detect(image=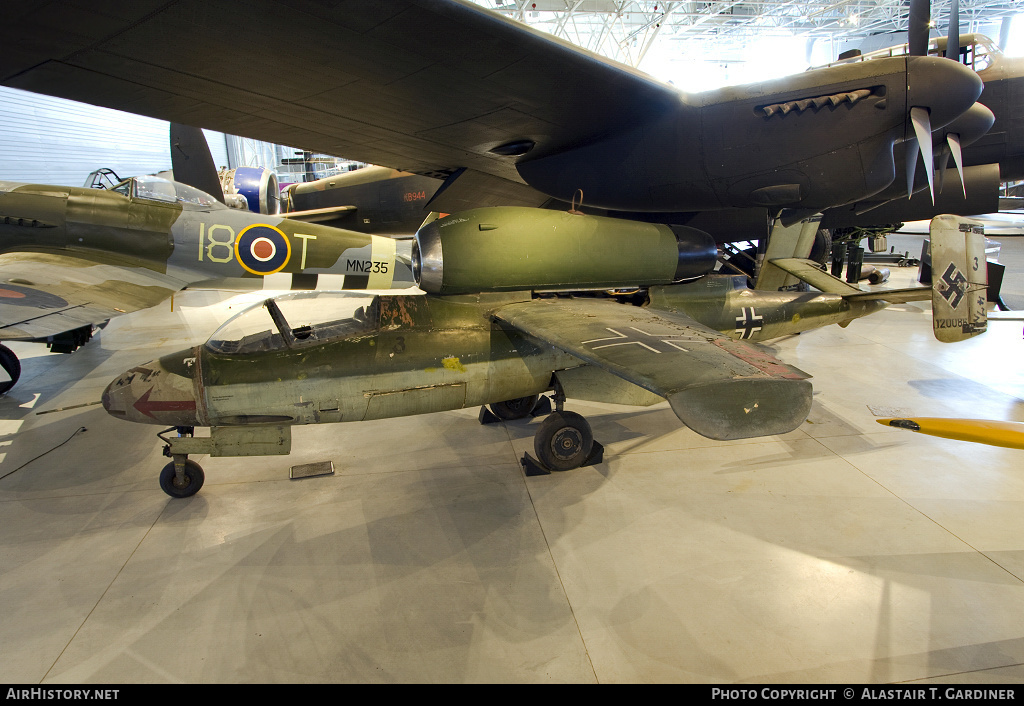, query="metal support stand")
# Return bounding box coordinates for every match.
[830,241,845,278]
[845,242,865,283]
[530,396,552,417]
[478,406,502,425]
